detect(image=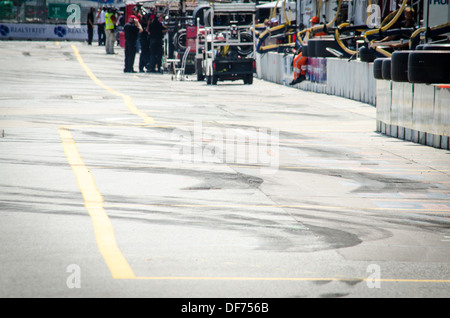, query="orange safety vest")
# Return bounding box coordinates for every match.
[293,52,308,79]
[292,30,325,78]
